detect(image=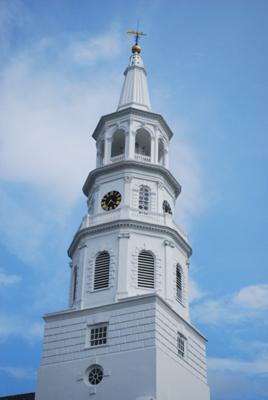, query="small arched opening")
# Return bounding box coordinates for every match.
[111,130,125,159]
[135,129,151,161]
